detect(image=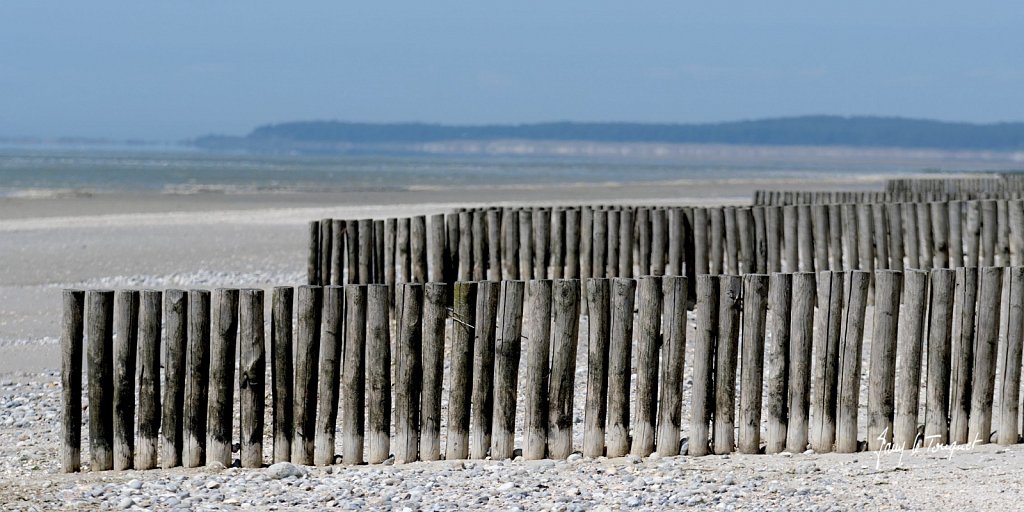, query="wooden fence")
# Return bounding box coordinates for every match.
[61,267,1022,472]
